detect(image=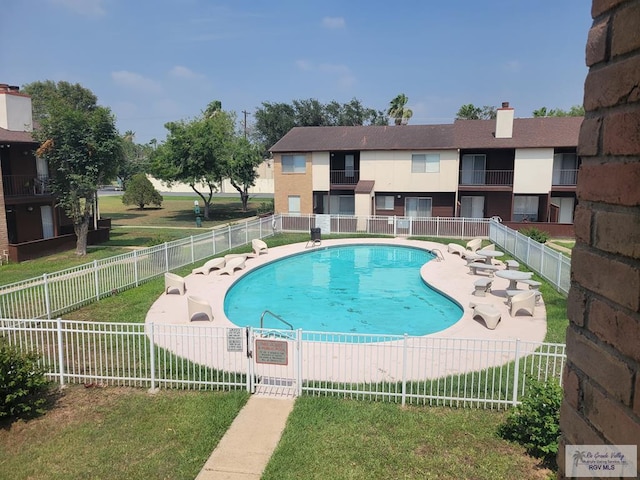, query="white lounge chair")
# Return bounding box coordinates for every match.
[466,238,482,252]
[510,290,536,316]
[192,257,225,275]
[470,303,501,329]
[218,256,246,276]
[252,238,268,256]
[164,272,186,295]
[473,278,493,297]
[187,295,213,322]
[447,243,466,256]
